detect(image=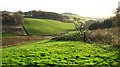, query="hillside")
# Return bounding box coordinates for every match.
[62,13,97,22]
[62,13,86,22]
[84,17,96,21]
[24,18,75,35]
[2,24,27,36]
